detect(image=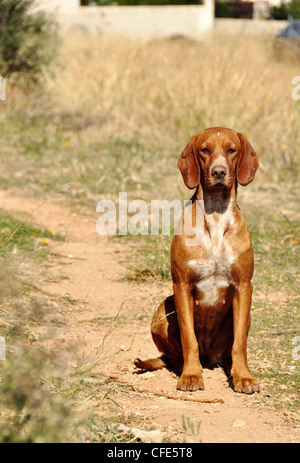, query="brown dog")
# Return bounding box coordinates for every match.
[134,127,261,394]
